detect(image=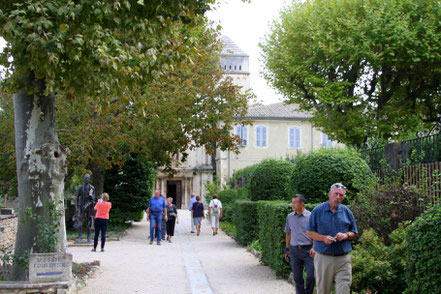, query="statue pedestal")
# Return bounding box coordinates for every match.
[73,240,92,245]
